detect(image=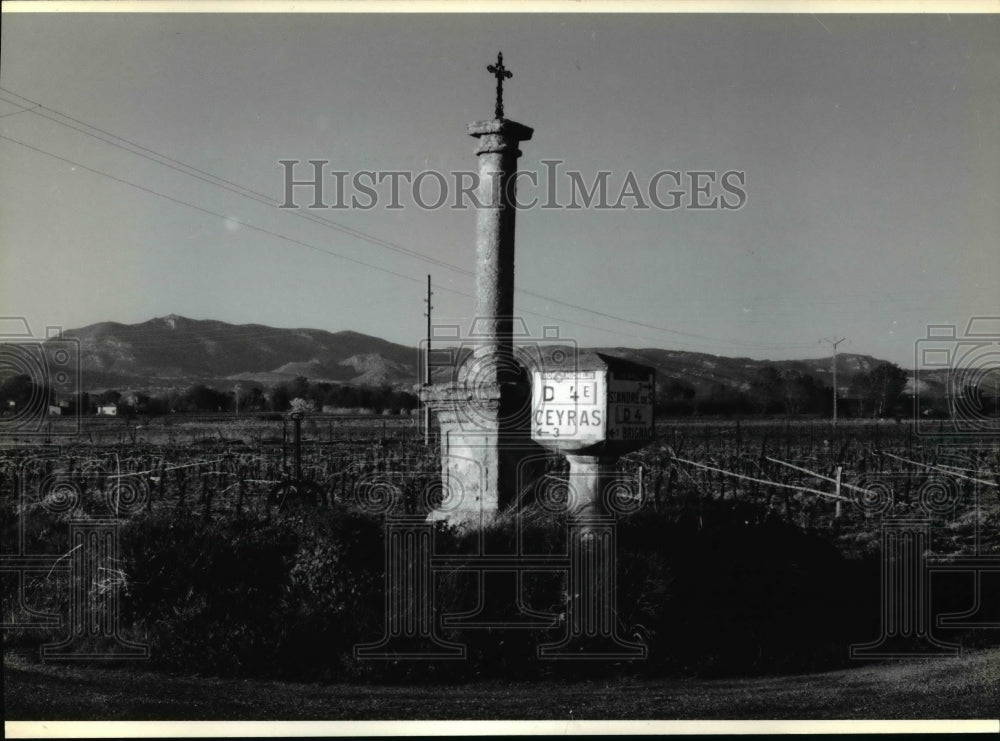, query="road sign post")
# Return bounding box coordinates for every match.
[531,352,654,518]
